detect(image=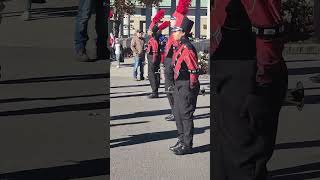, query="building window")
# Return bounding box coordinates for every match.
[203,24,207,30]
